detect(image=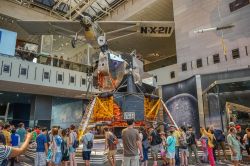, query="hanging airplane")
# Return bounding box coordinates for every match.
[17,13,175,49]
